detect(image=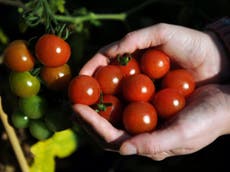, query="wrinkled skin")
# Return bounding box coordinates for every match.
[72,23,230,160]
